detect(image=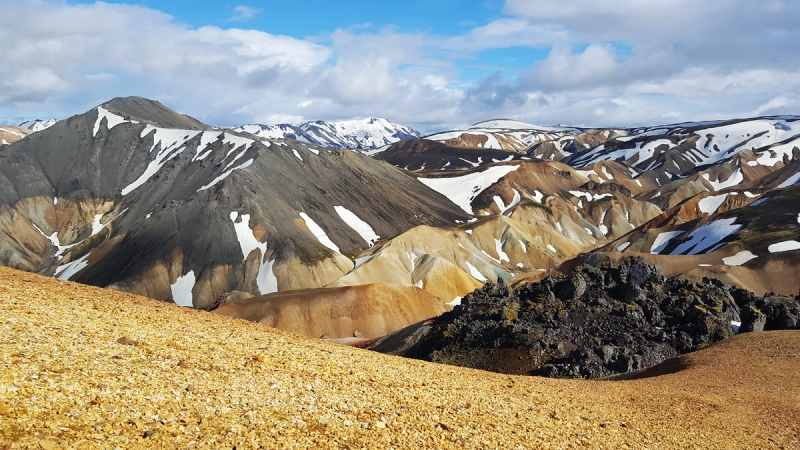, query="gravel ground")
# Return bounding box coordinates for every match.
[1,266,799,449]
